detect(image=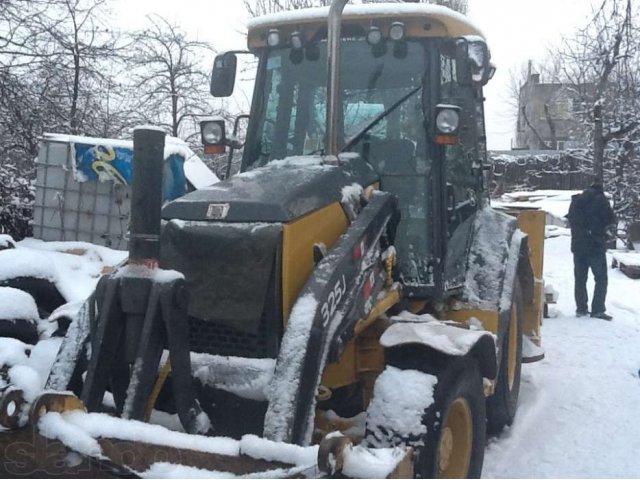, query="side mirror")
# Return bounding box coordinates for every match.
[210,52,237,97]
[456,38,492,86]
